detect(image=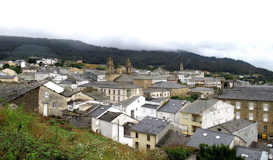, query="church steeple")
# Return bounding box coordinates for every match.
[106,57,114,74]
[126,58,132,75]
[180,62,184,71]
